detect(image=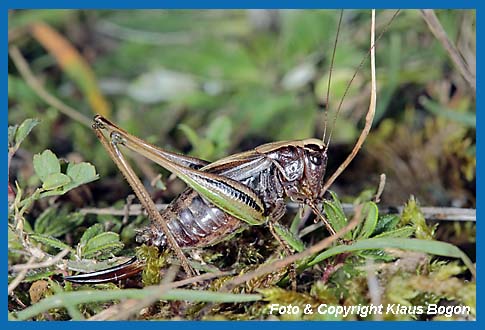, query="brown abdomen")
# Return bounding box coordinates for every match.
[136,188,244,248]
